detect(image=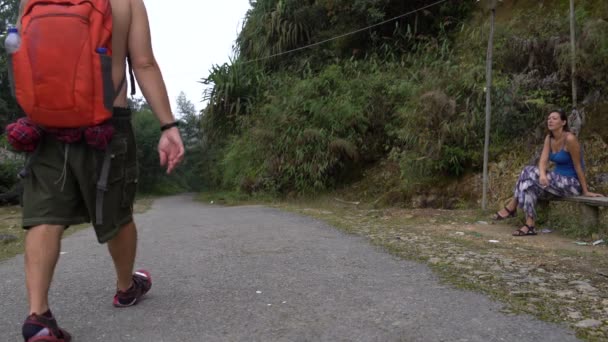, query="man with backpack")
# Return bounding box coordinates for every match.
[6,0,185,340]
